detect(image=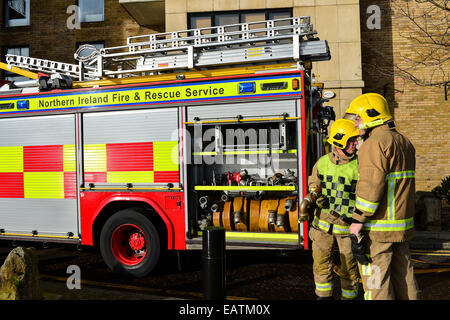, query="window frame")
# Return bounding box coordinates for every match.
[78,0,105,23]
[2,45,30,81]
[188,9,293,29]
[4,0,30,27]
